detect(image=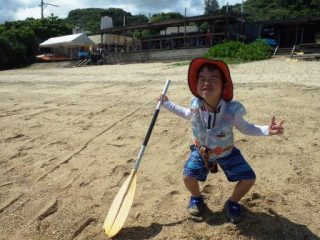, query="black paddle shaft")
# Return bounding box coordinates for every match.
[134,80,170,171]
[143,109,160,146]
